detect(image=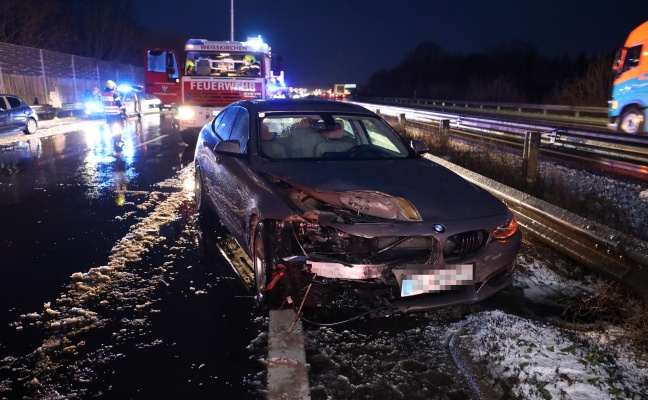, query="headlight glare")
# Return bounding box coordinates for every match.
[177,107,195,120]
